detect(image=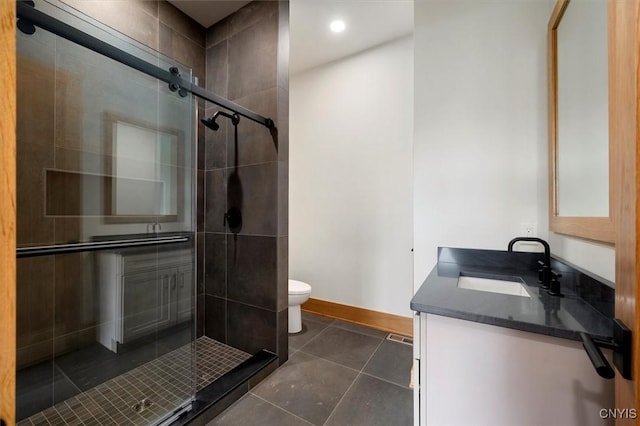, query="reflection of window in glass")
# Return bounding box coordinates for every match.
[112,122,178,217]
